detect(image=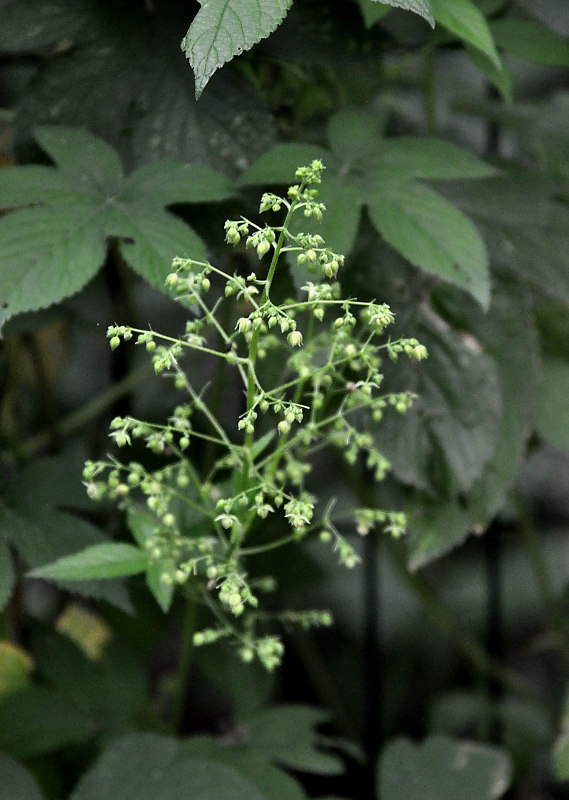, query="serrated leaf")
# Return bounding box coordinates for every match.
[70,732,270,800]
[0,126,234,327]
[491,18,569,67]
[122,160,234,207]
[431,0,502,68]
[183,0,293,98]
[14,1,275,174]
[405,276,538,568]
[367,181,490,307]
[28,543,148,581]
[378,735,512,800]
[34,125,124,187]
[0,752,44,800]
[241,112,491,304]
[377,138,498,181]
[371,0,434,27]
[381,310,502,498]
